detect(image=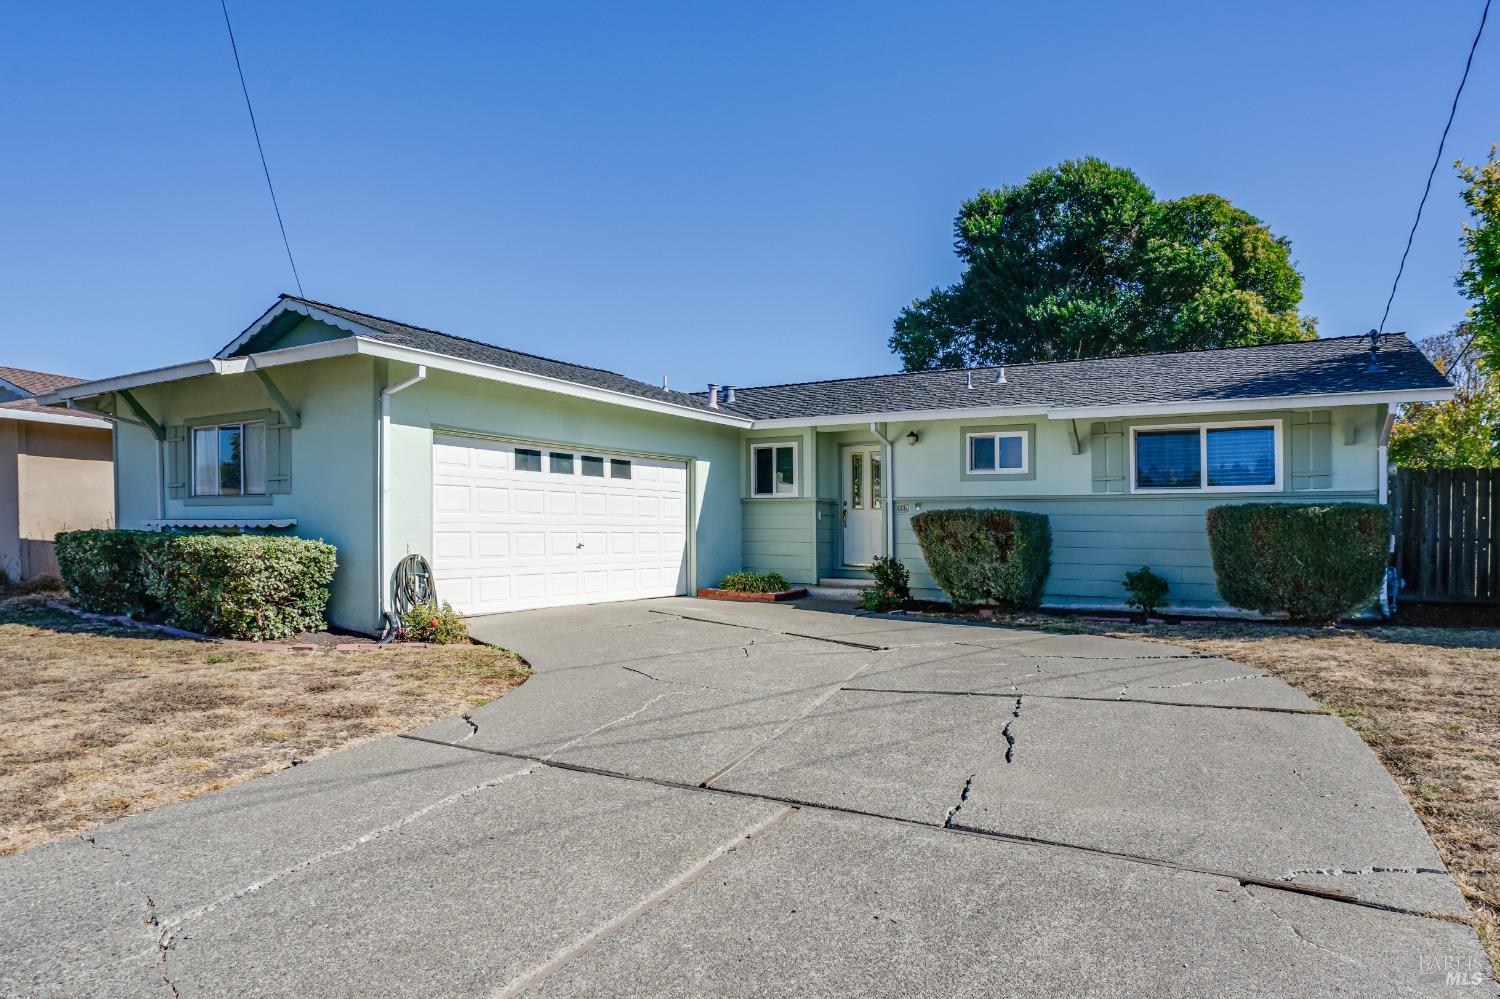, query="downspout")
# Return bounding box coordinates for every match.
[869,422,895,559]
[1377,406,1398,618]
[379,365,427,633]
